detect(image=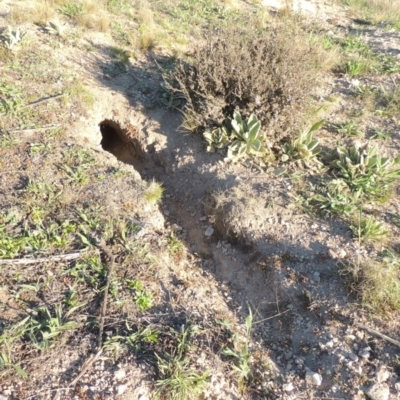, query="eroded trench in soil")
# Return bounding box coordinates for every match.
[98,118,283,317]
[97,118,377,397]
